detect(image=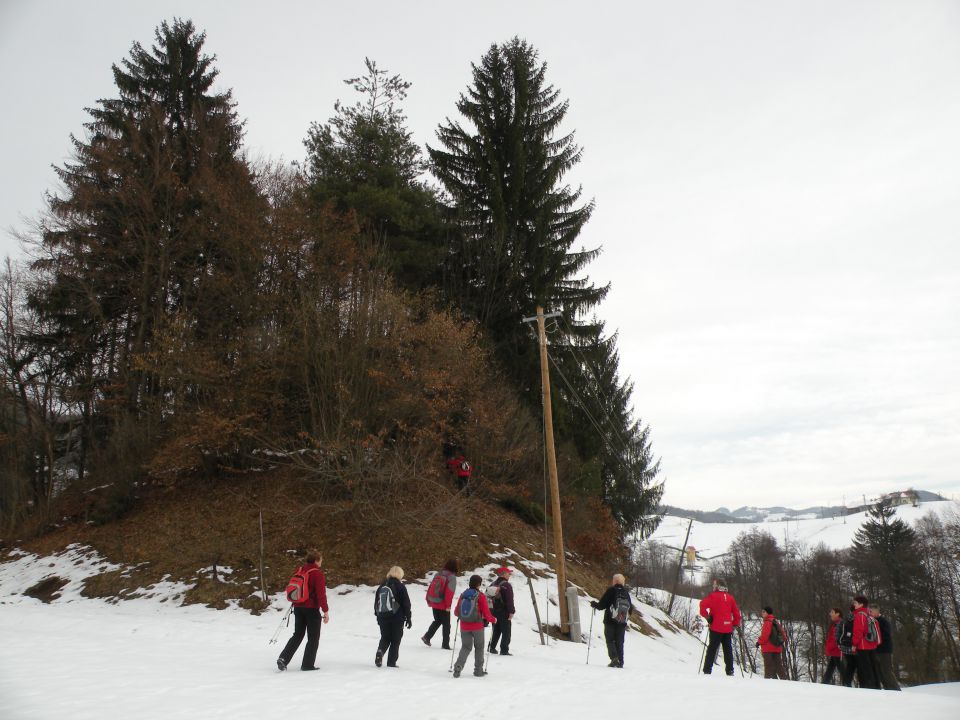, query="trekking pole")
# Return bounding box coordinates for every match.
[269,605,292,645]
[448,619,460,672]
[484,634,491,674]
[586,608,596,665]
